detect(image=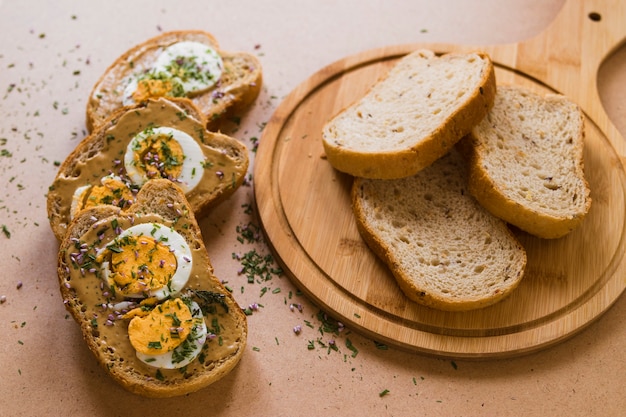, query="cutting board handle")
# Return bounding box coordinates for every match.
[514,0,625,151]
